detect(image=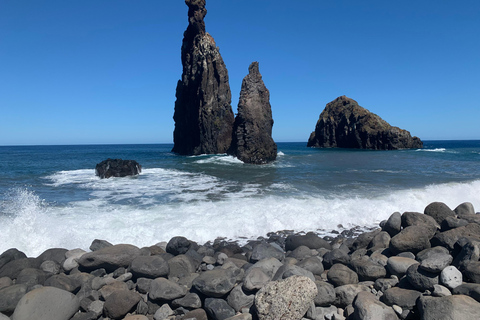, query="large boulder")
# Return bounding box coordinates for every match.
[417,294,480,320]
[78,244,141,272]
[353,291,399,320]
[172,0,234,155]
[229,62,277,164]
[307,96,422,150]
[95,159,141,179]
